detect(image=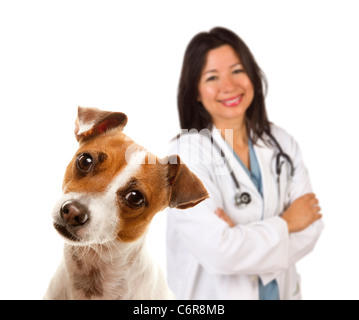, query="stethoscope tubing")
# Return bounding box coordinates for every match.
[209,130,294,207]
